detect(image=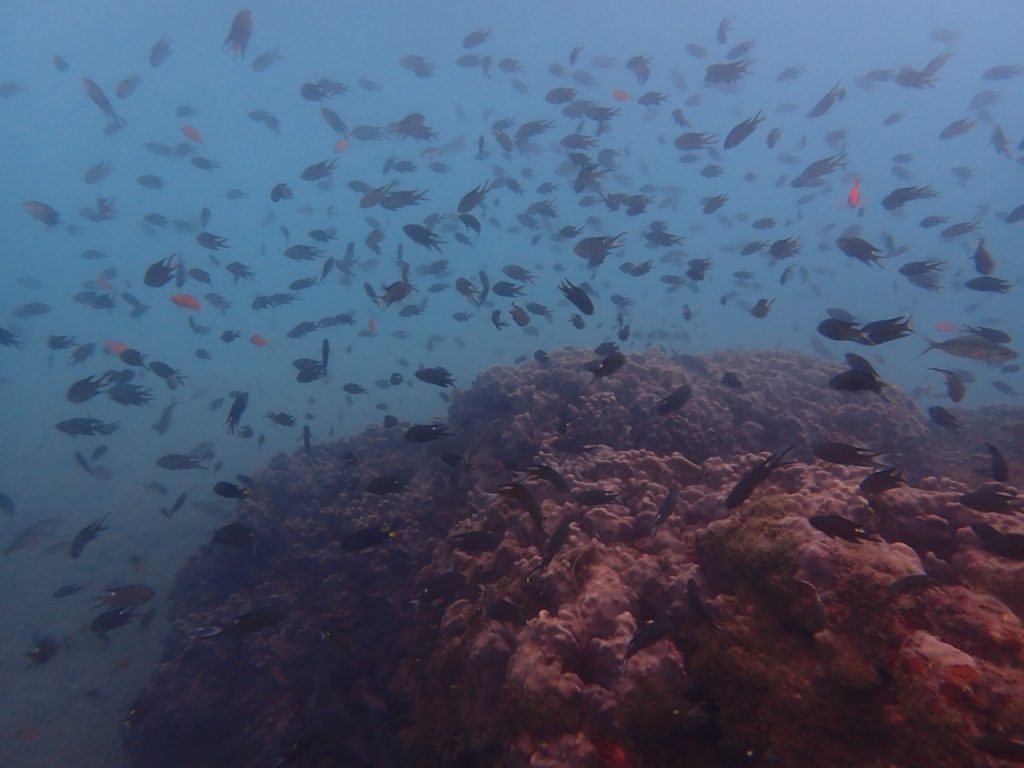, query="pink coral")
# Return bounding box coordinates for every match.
[123,348,1024,768]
